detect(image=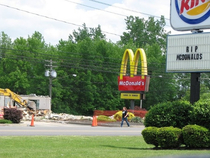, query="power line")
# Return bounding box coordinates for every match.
[0,47,169,70]
[63,0,170,27]
[89,0,170,21]
[0,47,167,67]
[0,47,174,75]
[1,60,168,80]
[0,47,123,64]
[0,2,171,42]
[63,0,127,17]
[0,54,178,80]
[0,47,169,75]
[0,3,121,37]
[0,47,168,67]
